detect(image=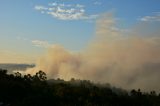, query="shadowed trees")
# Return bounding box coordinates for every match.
[0,69,160,106]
